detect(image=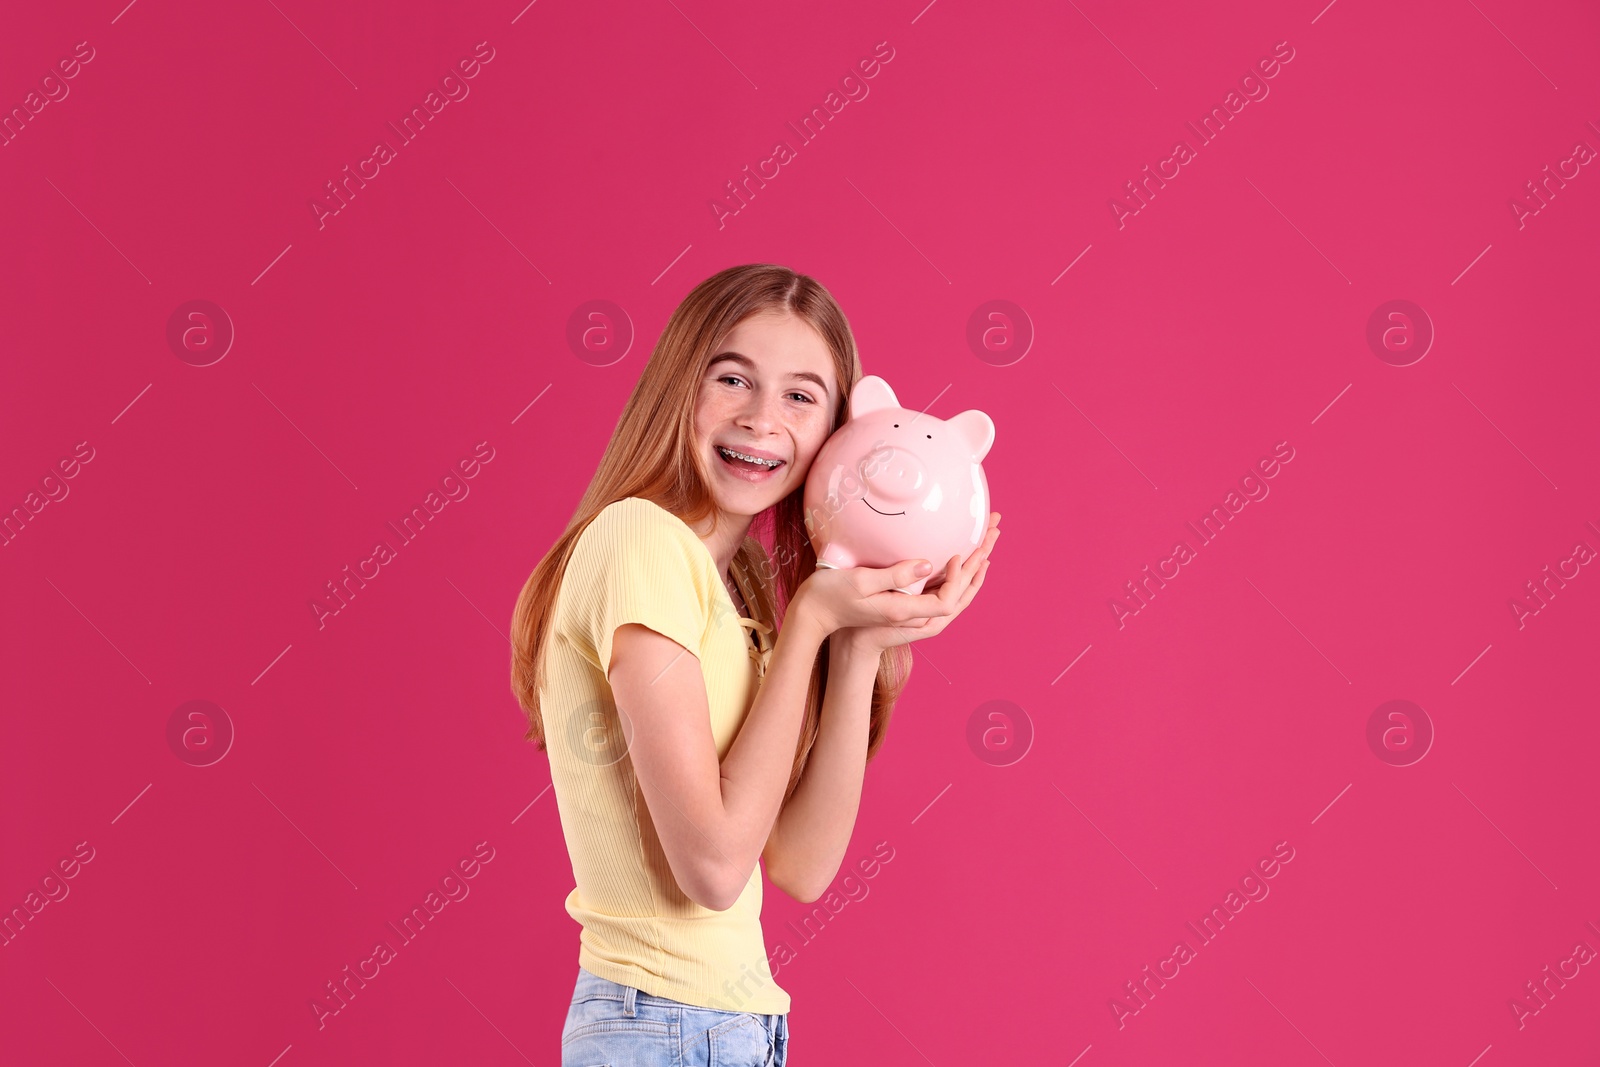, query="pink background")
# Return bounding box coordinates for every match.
[4,0,1598,1063]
